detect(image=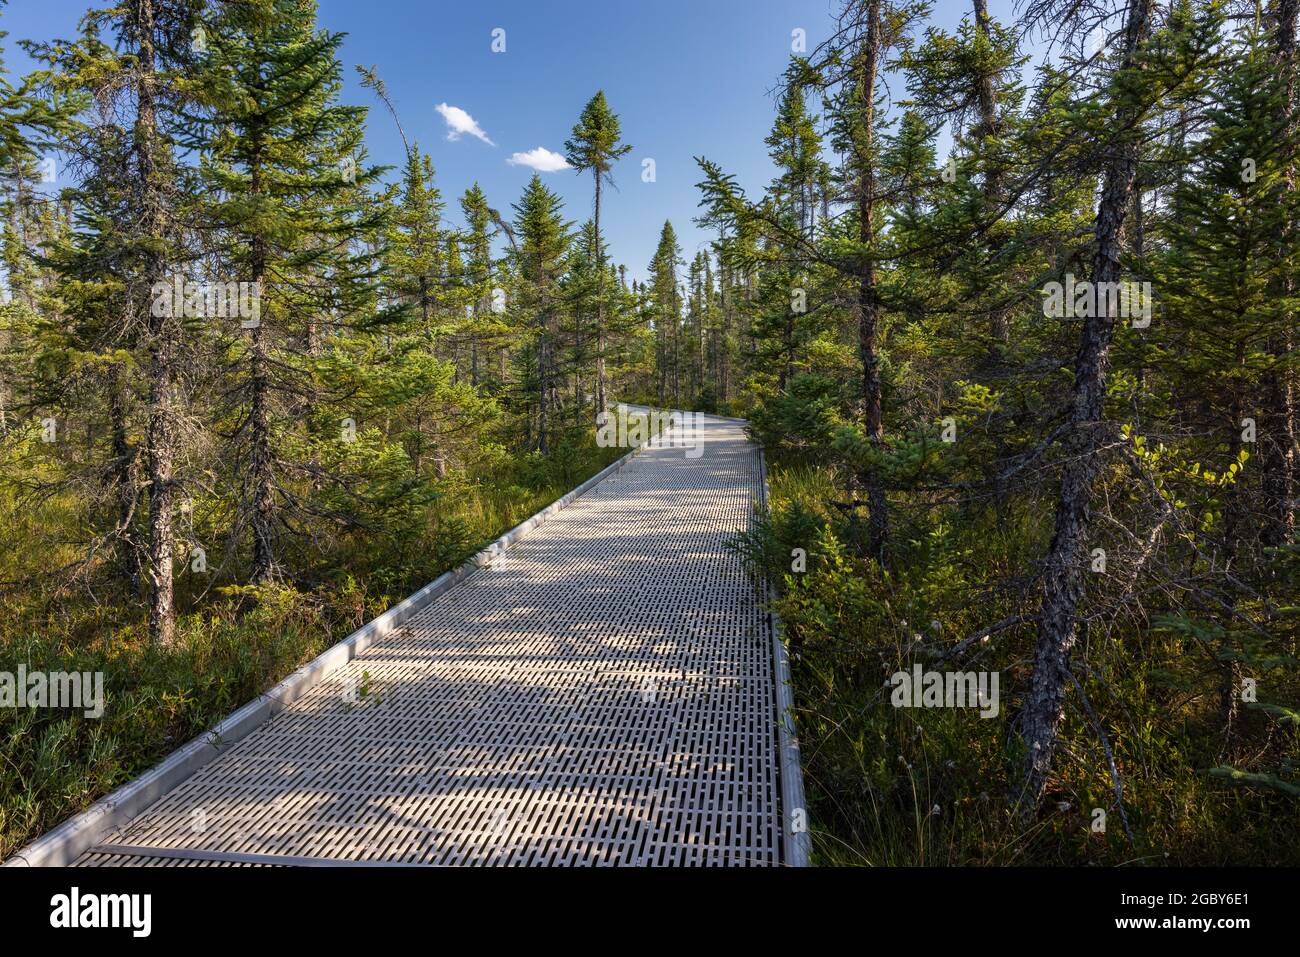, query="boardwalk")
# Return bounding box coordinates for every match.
[67,413,800,866]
